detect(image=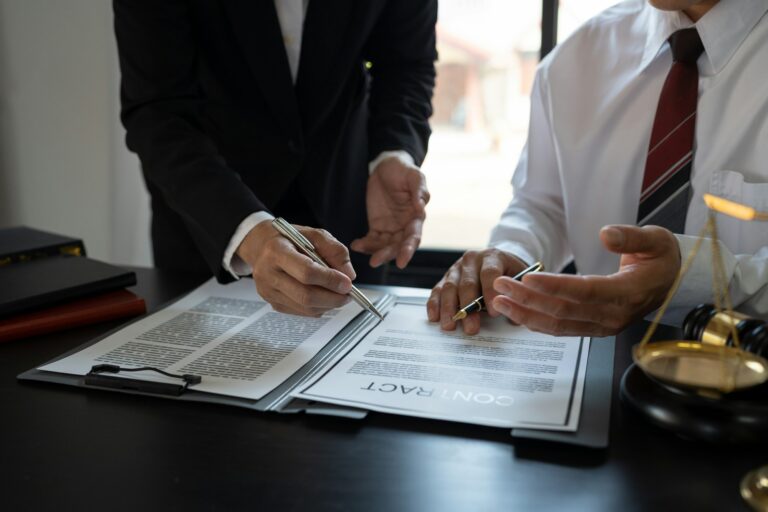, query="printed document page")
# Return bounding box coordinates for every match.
[40,278,368,401]
[296,303,589,430]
